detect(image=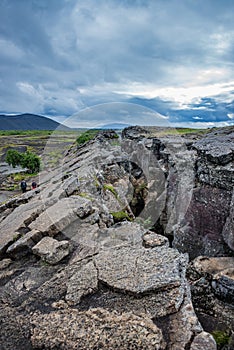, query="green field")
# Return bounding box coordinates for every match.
[0,130,81,161]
